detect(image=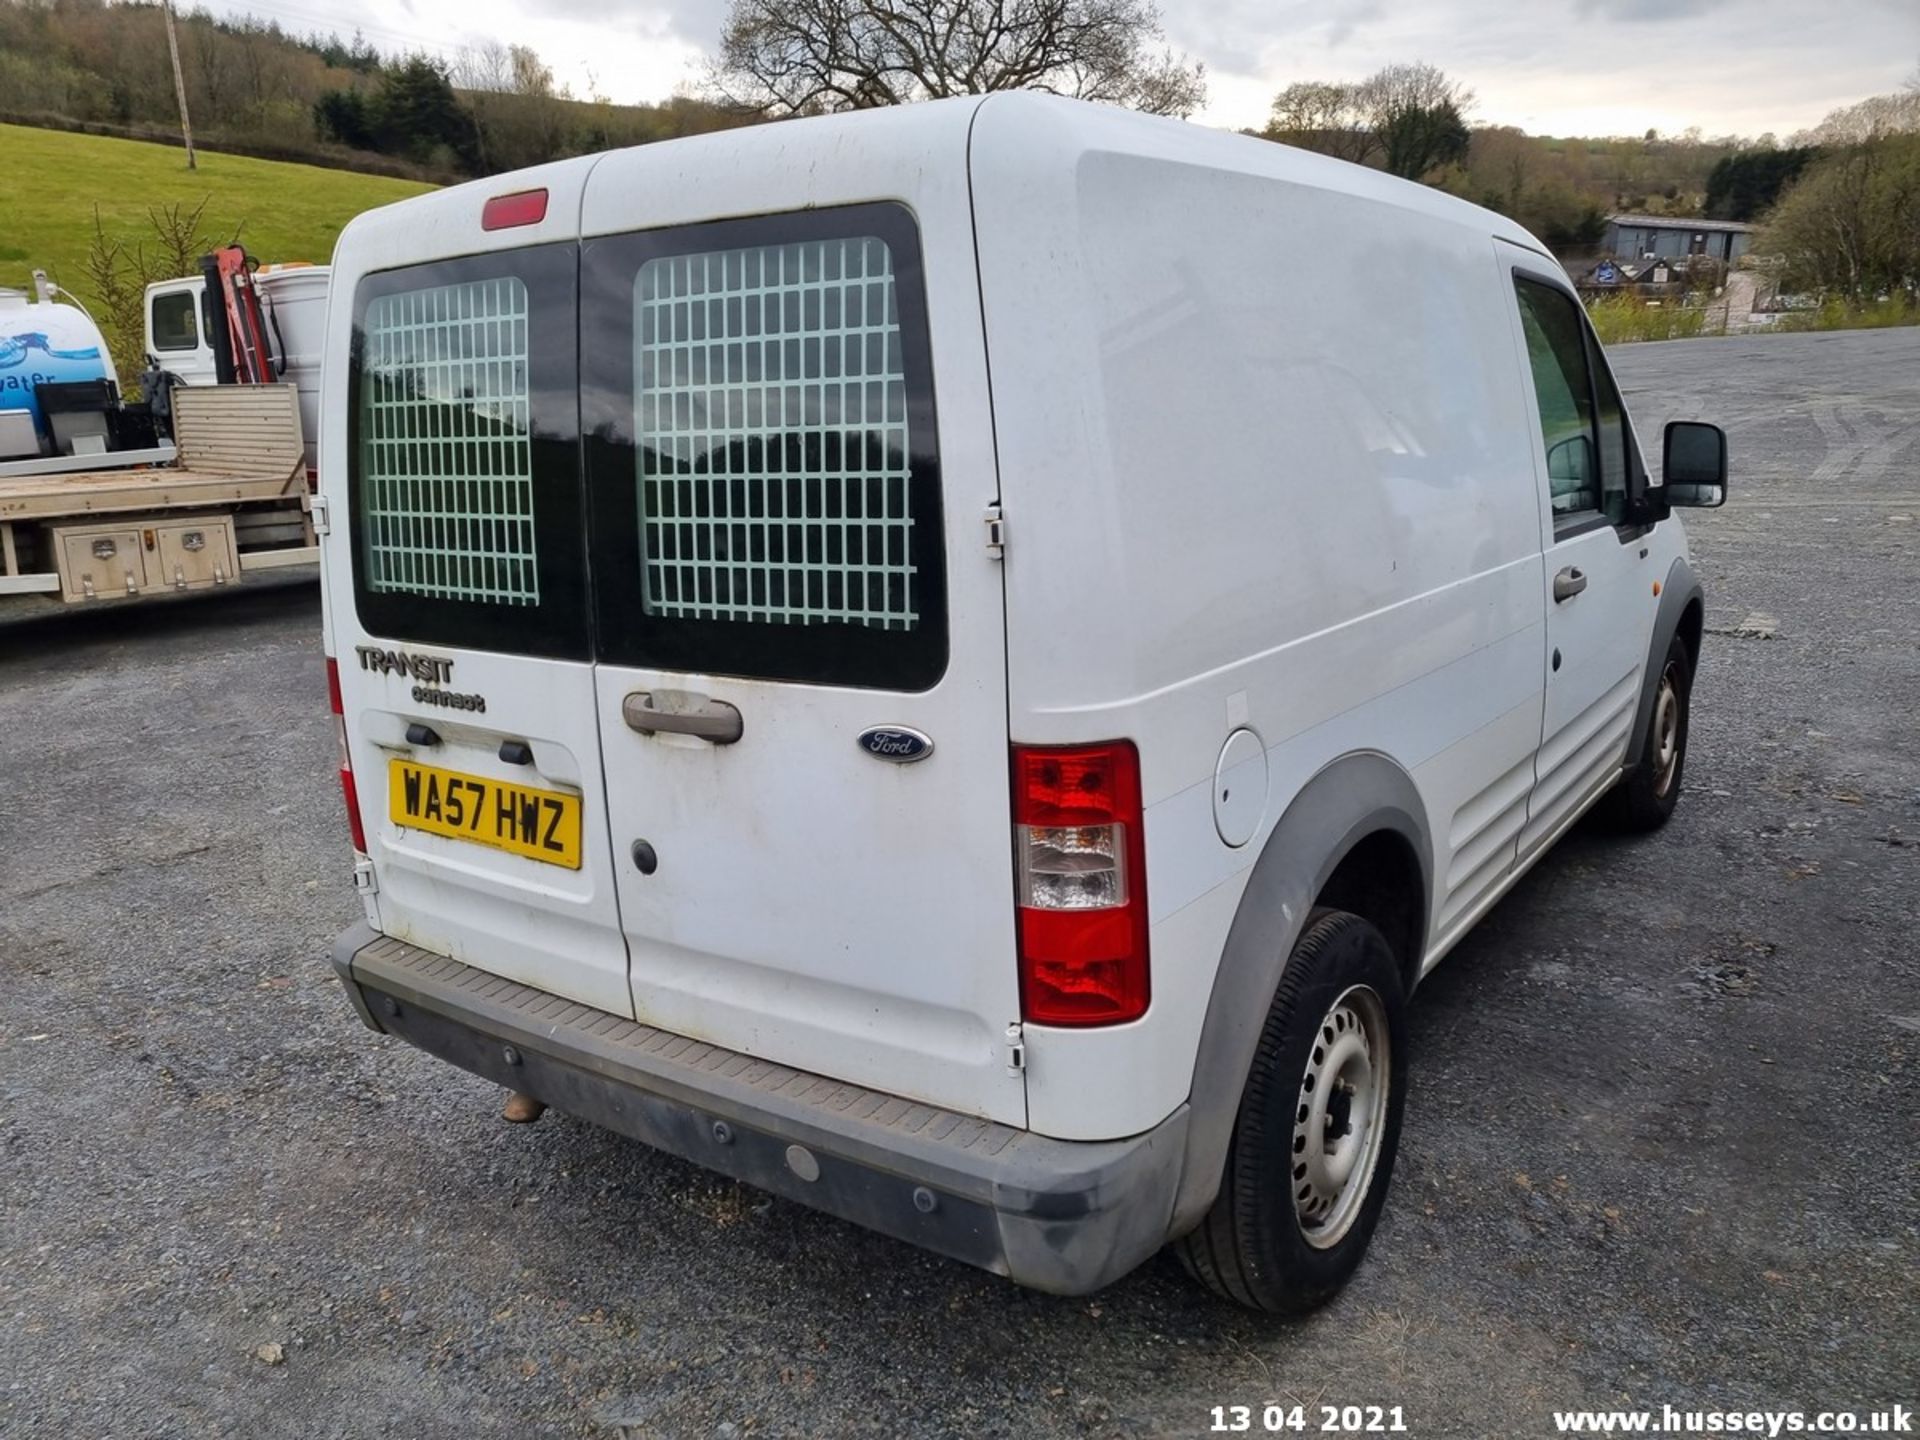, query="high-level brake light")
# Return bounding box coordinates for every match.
[481,189,548,231]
